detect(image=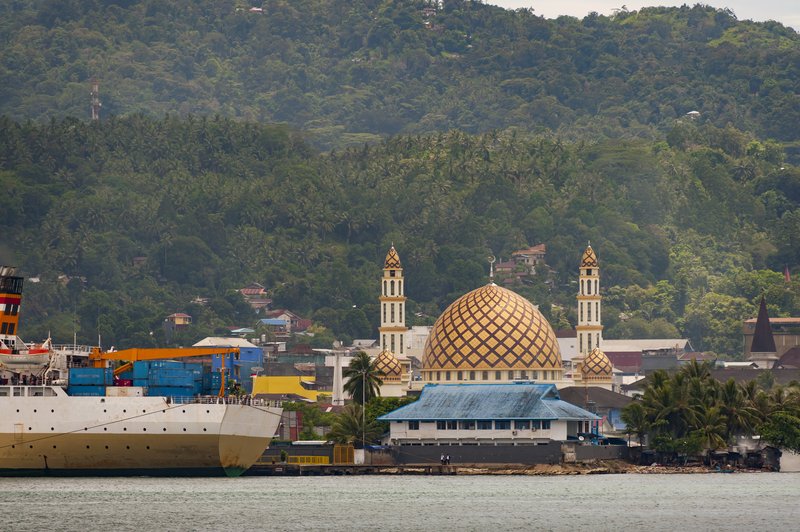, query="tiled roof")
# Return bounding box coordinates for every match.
[378,383,597,421]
